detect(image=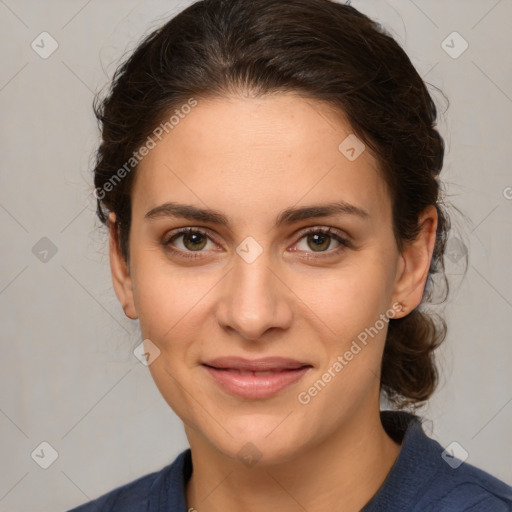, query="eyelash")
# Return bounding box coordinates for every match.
[162,226,351,260]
